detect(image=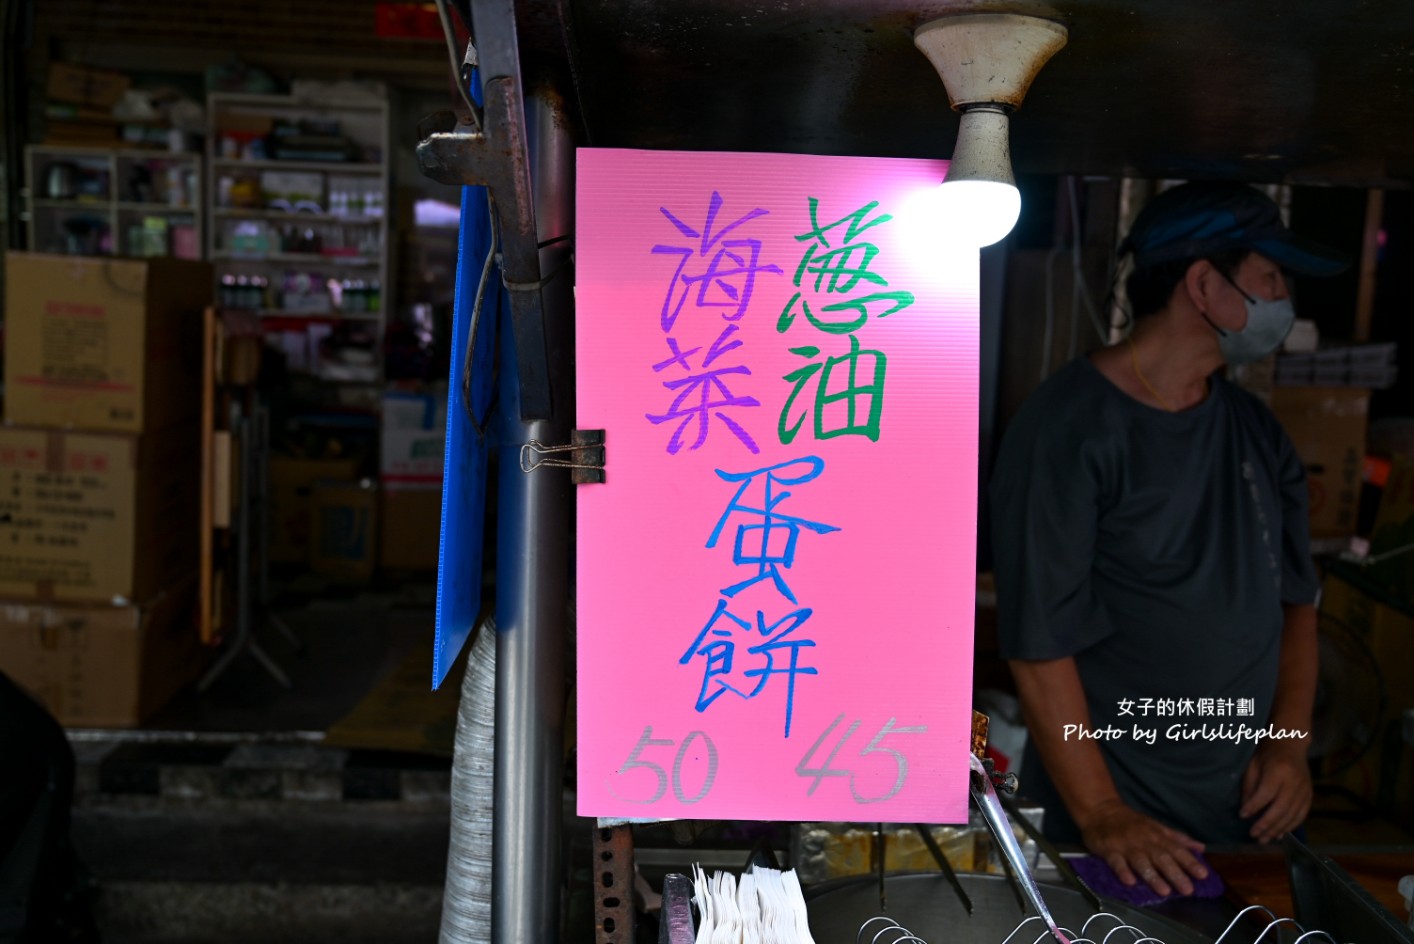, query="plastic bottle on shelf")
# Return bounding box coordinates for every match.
[348,279,366,313]
[368,279,381,312]
[167,166,186,207]
[234,274,251,310]
[220,273,238,308]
